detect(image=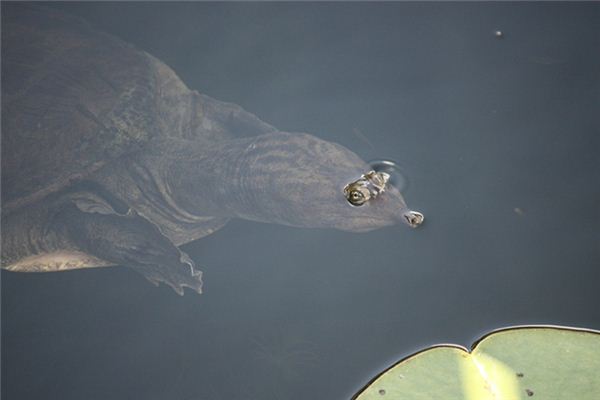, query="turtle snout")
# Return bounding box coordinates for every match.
[401,210,425,228]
